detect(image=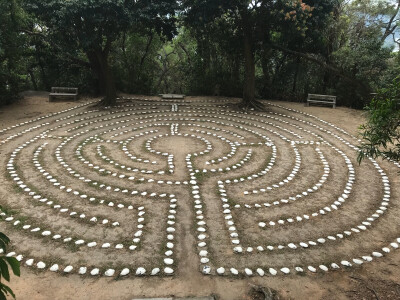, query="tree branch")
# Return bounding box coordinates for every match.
[139,32,154,70]
[103,37,113,56]
[381,0,400,43]
[178,42,192,68]
[64,54,91,68]
[20,29,46,39]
